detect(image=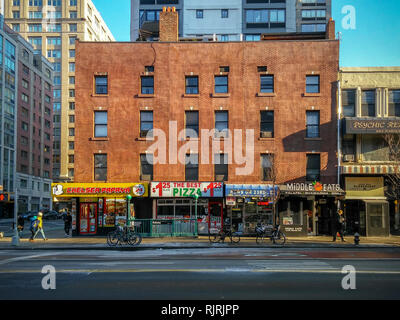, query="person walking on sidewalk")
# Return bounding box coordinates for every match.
[17,215,25,238]
[64,211,72,237]
[33,212,48,241]
[332,209,346,242]
[29,216,39,242]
